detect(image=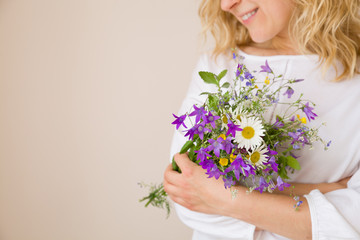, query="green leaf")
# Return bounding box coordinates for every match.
[286,155,301,170]
[199,71,219,86]
[278,165,289,179]
[221,82,230,88]
[172,157,181,173]
[188,145,196,162]
[217,69,228,81]
[208,95,219,110]
[200,92,213,96]
[180,140,194,154]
